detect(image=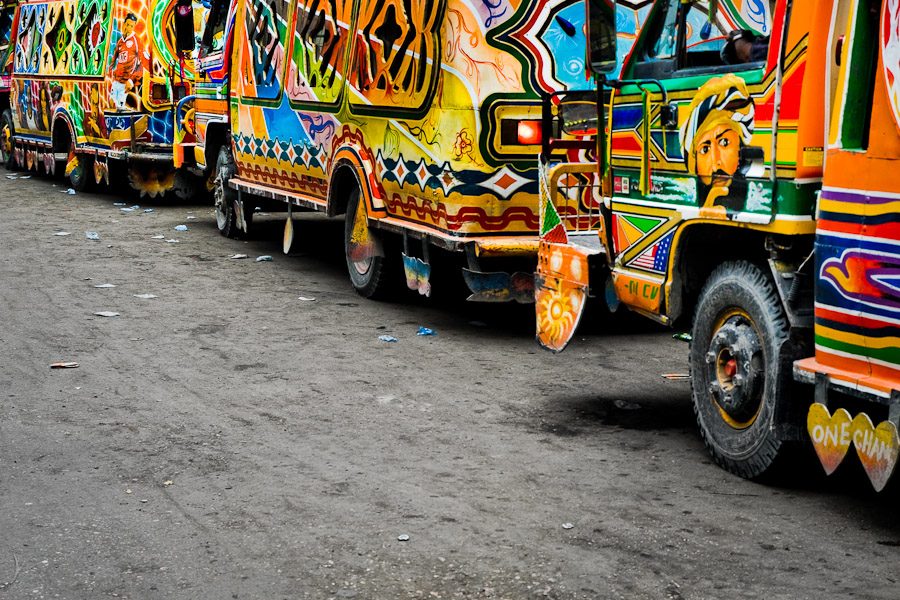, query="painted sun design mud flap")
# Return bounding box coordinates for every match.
[534,272,588,353]
[462,269,534,303]
[403,253,431,297]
